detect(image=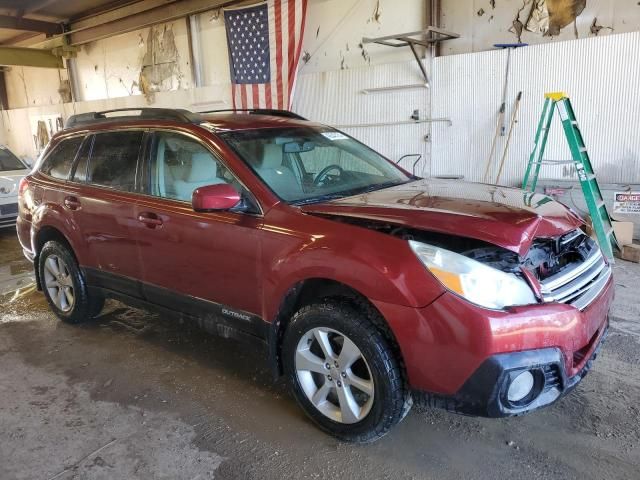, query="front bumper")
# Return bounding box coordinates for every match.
[414,323,608,417]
